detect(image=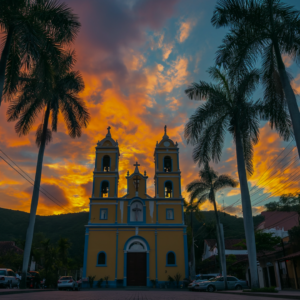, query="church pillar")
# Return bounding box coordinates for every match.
[83,228,89,278]
[183,228,189,279]
[147,251,150,287]
[123,251,127,286]
[115,177,117,197]
[115,201,118,224]
[115,231,119,287]
[155,230,158,282]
